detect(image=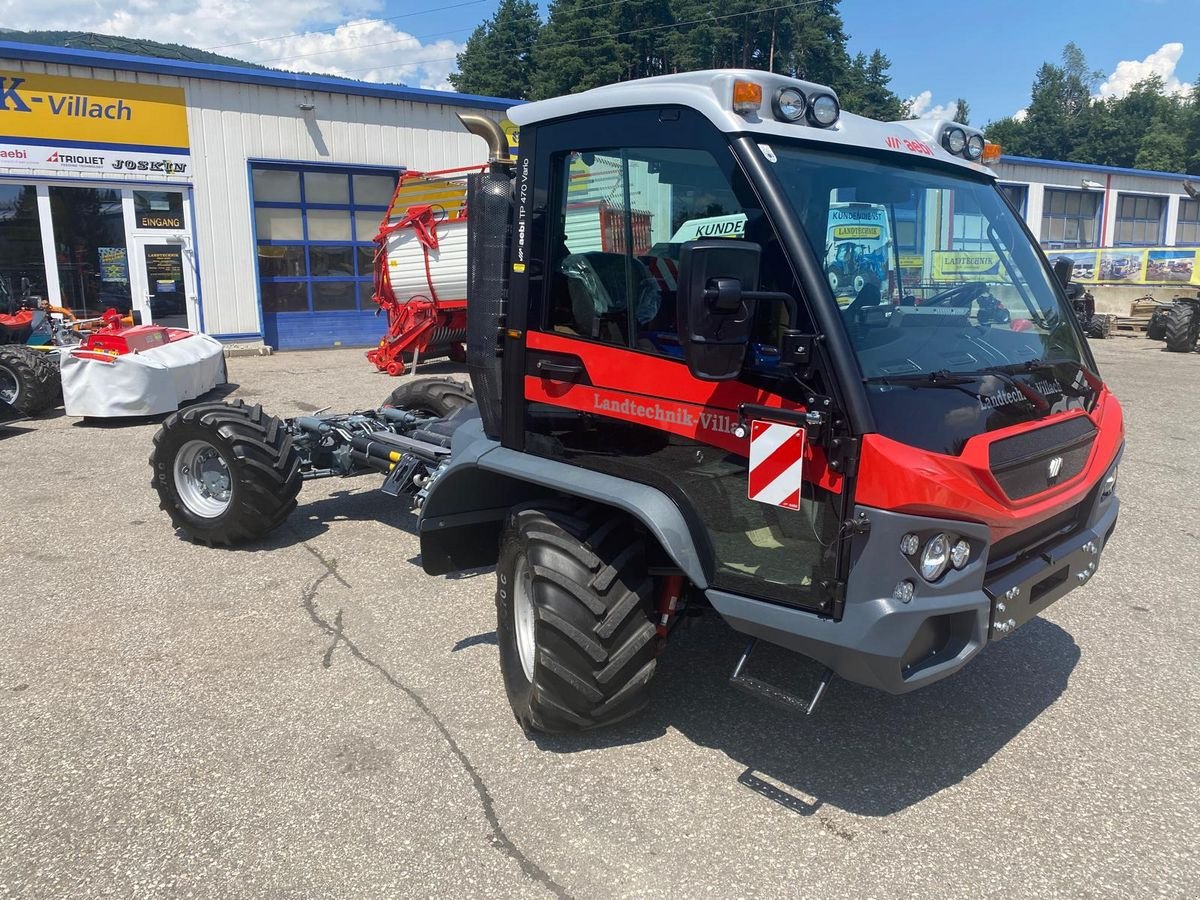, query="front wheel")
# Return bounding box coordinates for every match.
[496,502,658,734]
[150,400,301,545]
[0,346,57,415]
